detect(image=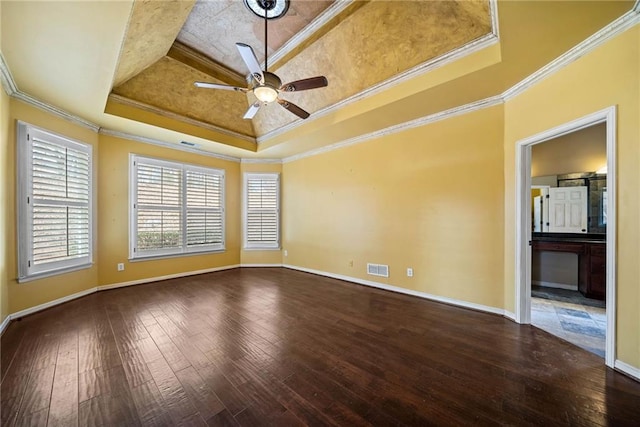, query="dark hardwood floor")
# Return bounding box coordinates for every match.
[2,268,640,426]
